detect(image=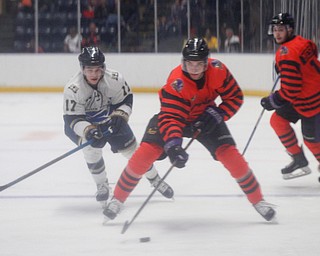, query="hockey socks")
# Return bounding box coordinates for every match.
[114,167,142,203]
[237,170,262,204]
[113,142,164,202]
[270,113,301,154]
[304,140,320,163]
[215,144,263,204]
